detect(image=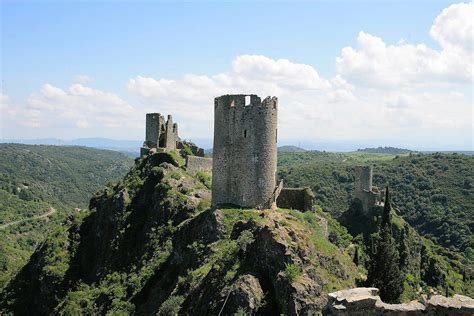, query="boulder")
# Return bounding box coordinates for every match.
[222,274,264,315]
[426,294,474,315]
